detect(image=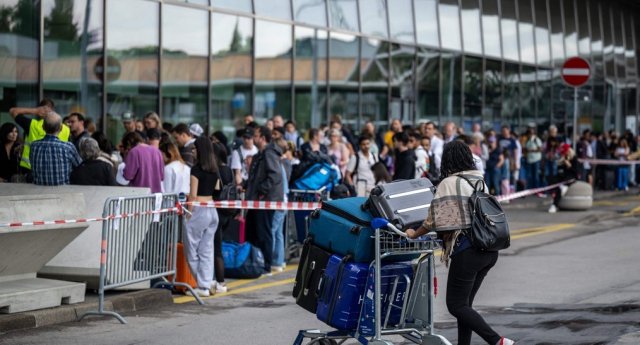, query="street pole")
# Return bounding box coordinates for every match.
[573,87,578,152]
